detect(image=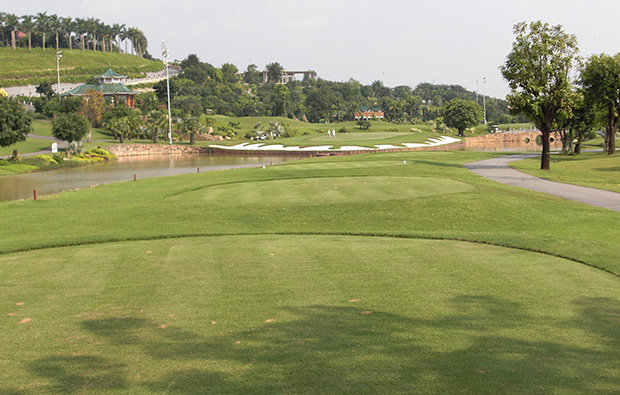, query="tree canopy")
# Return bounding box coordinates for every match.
[442,99,483,136]
[580,53,620,155]
[0,96,32,148]
[501,20,579,170]
[51,112,90,143]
